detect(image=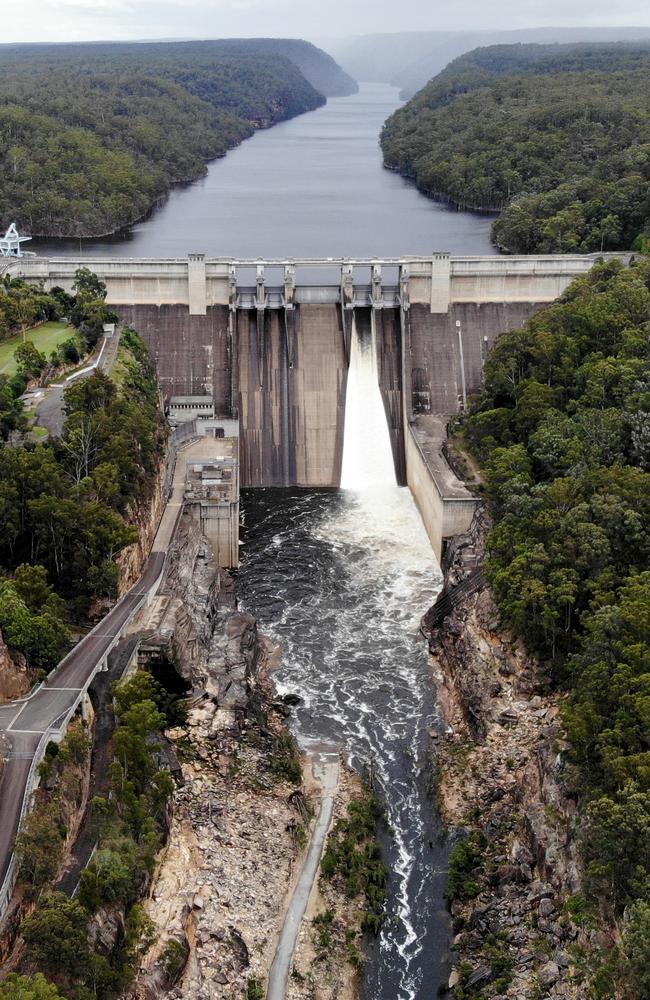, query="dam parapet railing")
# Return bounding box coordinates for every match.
[15,252,634,315]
